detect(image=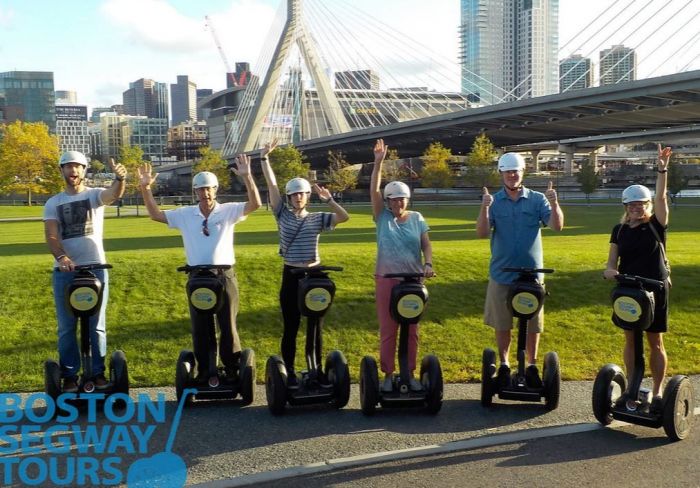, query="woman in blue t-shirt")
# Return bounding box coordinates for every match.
[259,142,350,388]
[370,139,436,393]
[603,144,672,409]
